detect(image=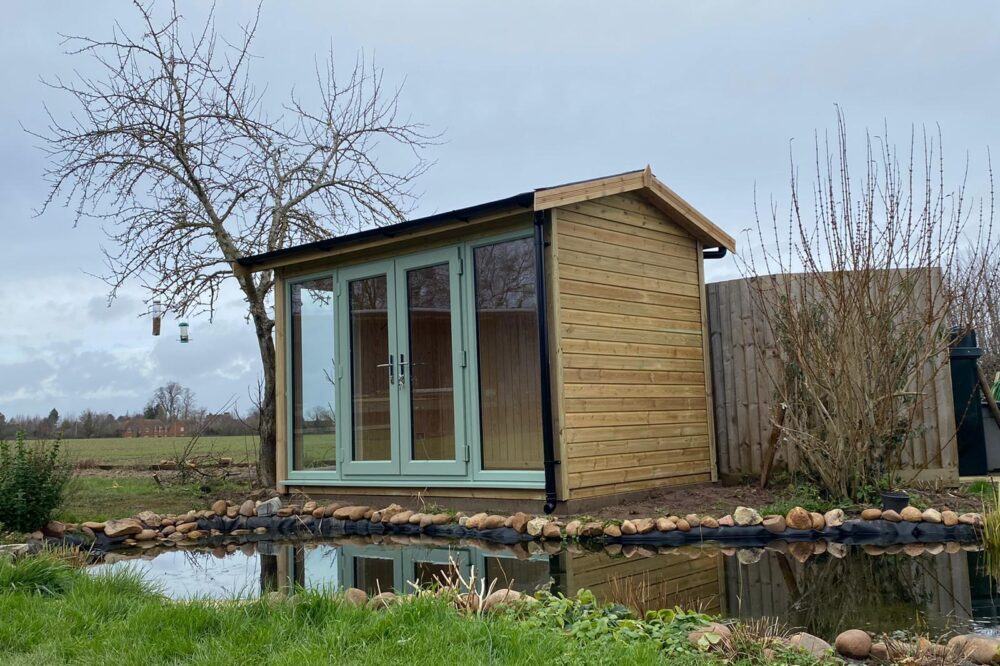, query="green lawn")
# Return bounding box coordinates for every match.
[0,556,678,666]
[56,476,248,524]
[57,435,257,468]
